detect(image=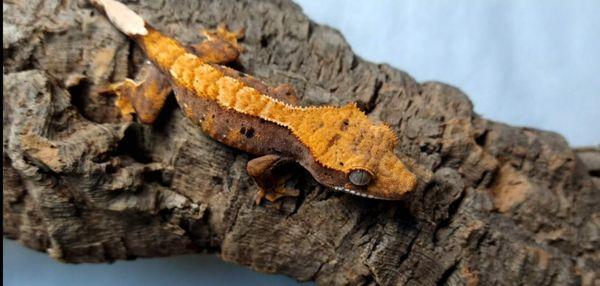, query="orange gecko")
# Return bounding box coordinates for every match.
[92,0,417,203]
